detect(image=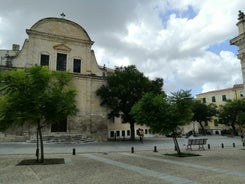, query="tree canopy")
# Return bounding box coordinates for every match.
[218,99,245,135]
[96,65,163,140]
[0,66,78,162]
[130,92,169,133]
[192,100,217,134]
[131,90,193,154]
